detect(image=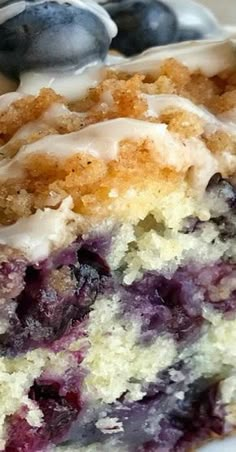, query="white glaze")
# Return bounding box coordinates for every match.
[0,1,25,25]
[62,0,117,40]
[0,92,24,114]
[0,102,84,160]
[42,102,75,121]
[18,63,105,101]
[0,118,218,191]
[0,197,78,261]
[1,38,233,103]
[14,39,235,100]
[0,119,174,168]
[218,108,236,125]
[111,39,236,77]
[145,94,236,135]
[0,0,117,40]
